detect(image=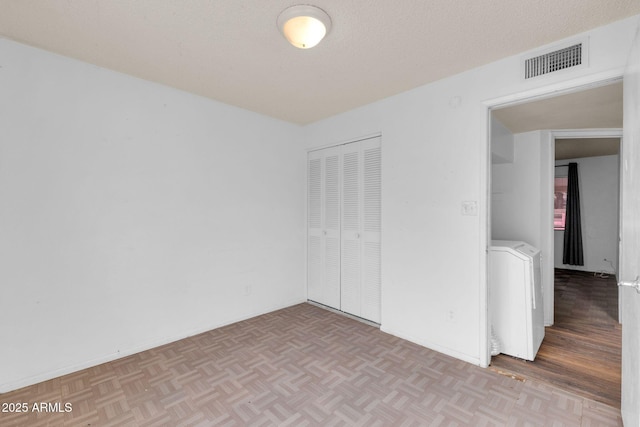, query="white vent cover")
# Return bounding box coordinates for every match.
[524,43,583,79]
